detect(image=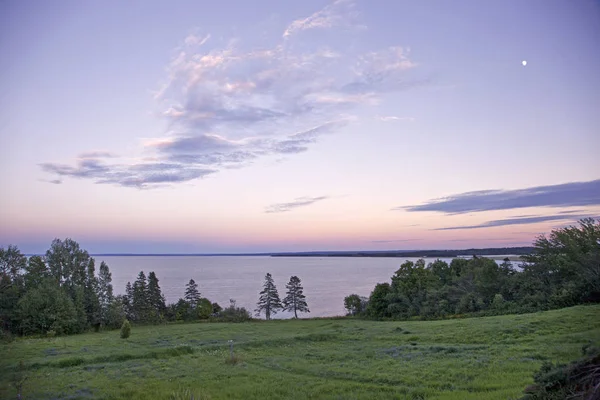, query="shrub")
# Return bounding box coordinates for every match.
[120,319,131,339]
[520,345,600,399]
[212,300,251,322]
